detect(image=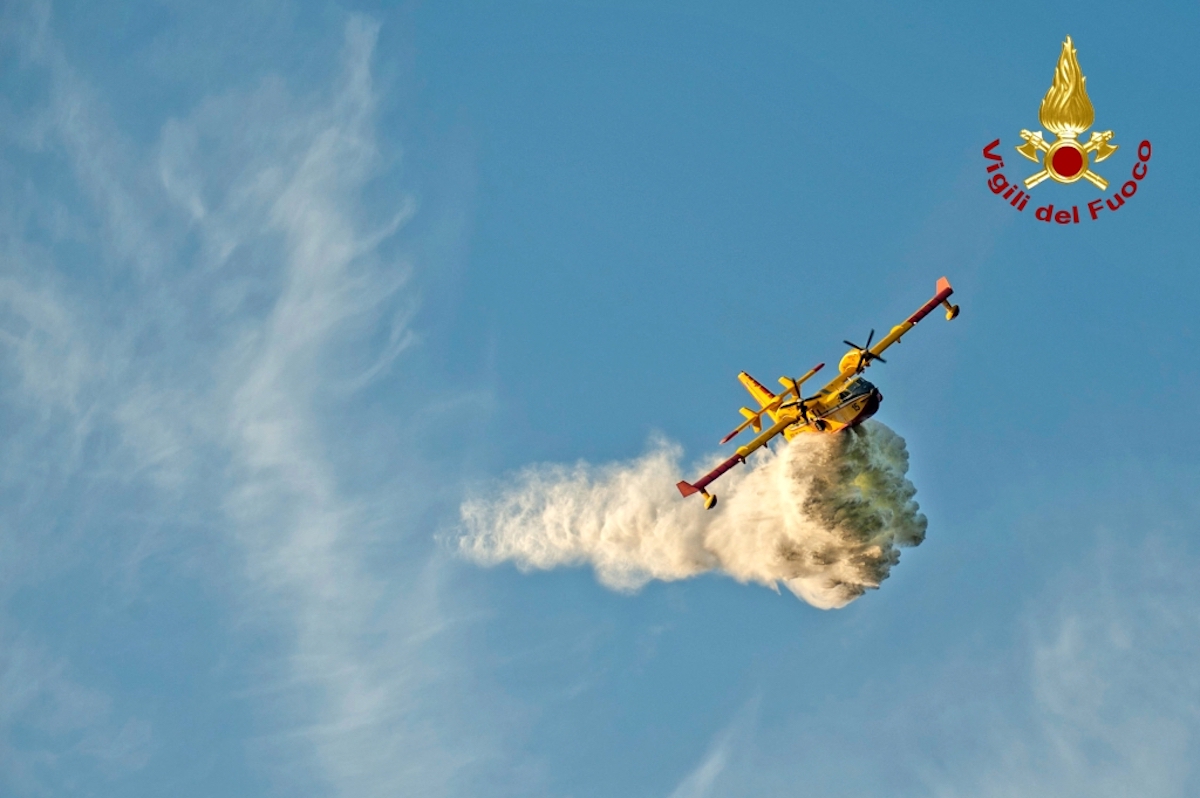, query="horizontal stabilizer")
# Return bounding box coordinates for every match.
[739,407,763,433]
